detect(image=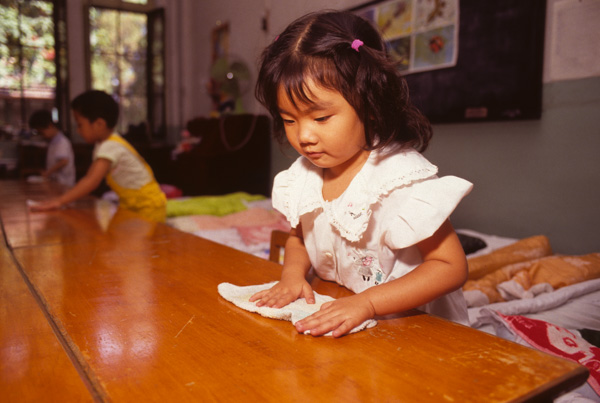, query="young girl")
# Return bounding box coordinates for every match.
[249,11,473,337]
[31,90,166,223]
